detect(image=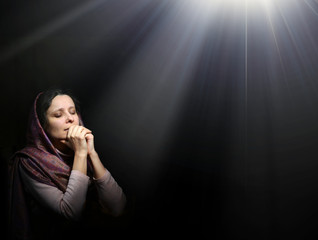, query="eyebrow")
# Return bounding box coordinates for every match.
[50,106,75,113]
